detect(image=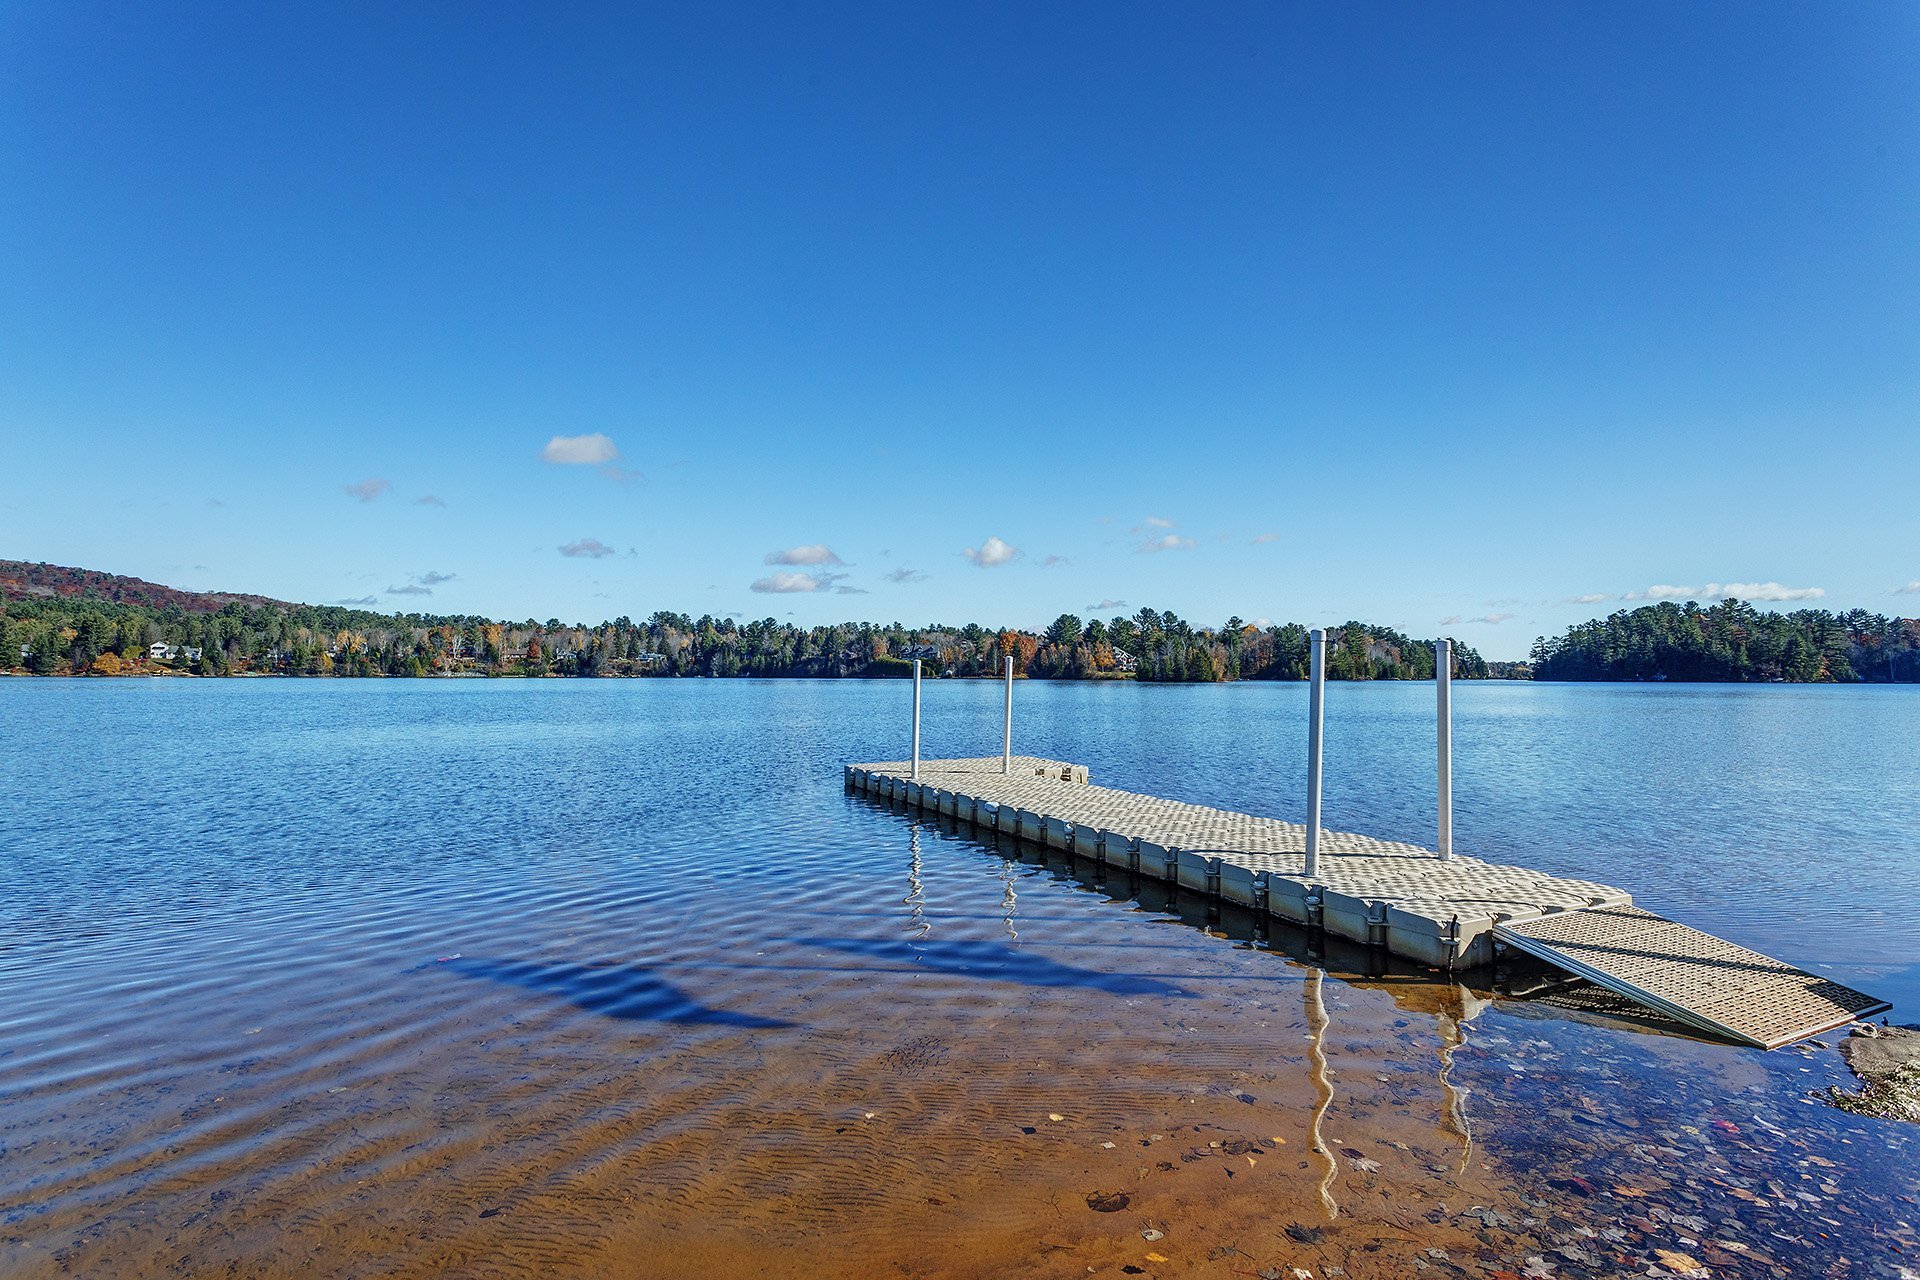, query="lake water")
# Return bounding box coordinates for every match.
[1,678,1915,1278]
